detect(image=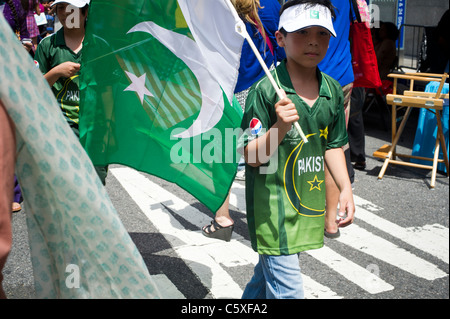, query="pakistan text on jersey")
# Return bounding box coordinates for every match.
[298,156,324,176]
[65,91,80,102]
